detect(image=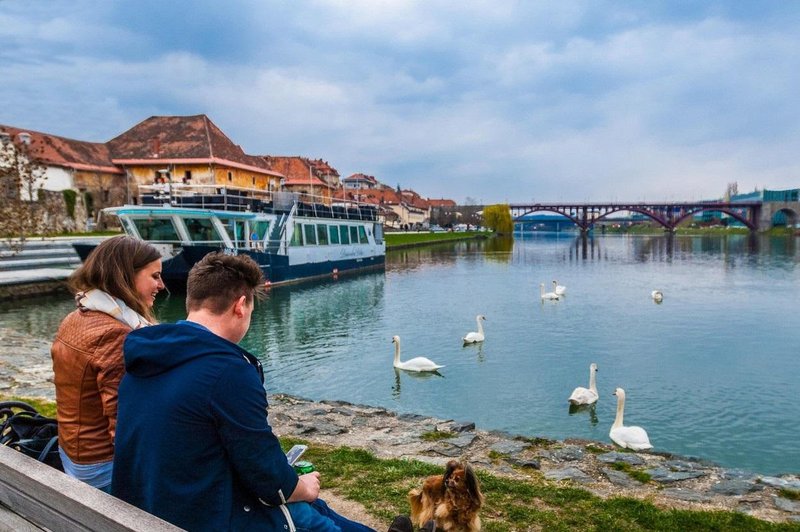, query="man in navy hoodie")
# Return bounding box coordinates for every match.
[112,253,394,531]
